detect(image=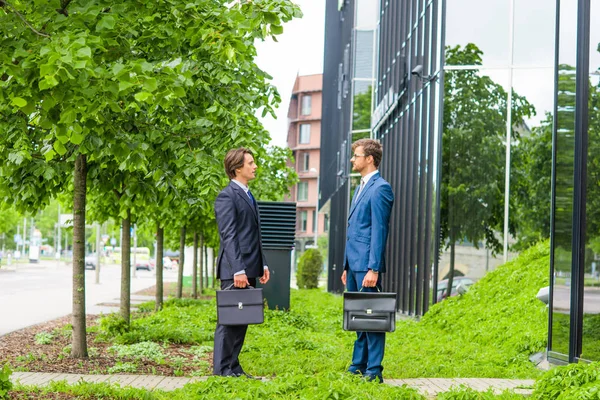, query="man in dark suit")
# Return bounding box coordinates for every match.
[213,147,270,377]
[341,139,394,383]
